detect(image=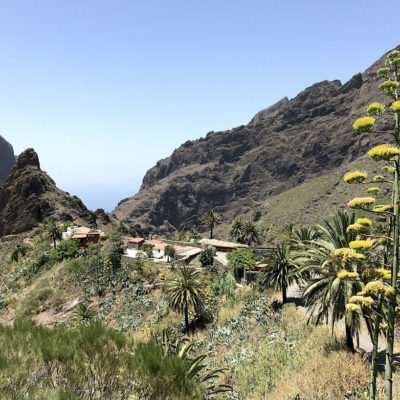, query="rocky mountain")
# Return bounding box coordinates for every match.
[0,148,98,236]
[113,48,397,234]
[0,136,15,186]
